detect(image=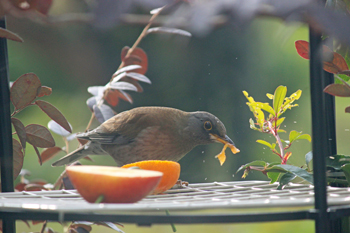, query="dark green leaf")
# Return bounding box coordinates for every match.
[326,155,350,170]
[10,73,41,110]
[305,151,313,166]
[341,164,350,185]
[267,164,313,184]
[277,172,296,190]
[236,160,267,173]
[35,100,72,133]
